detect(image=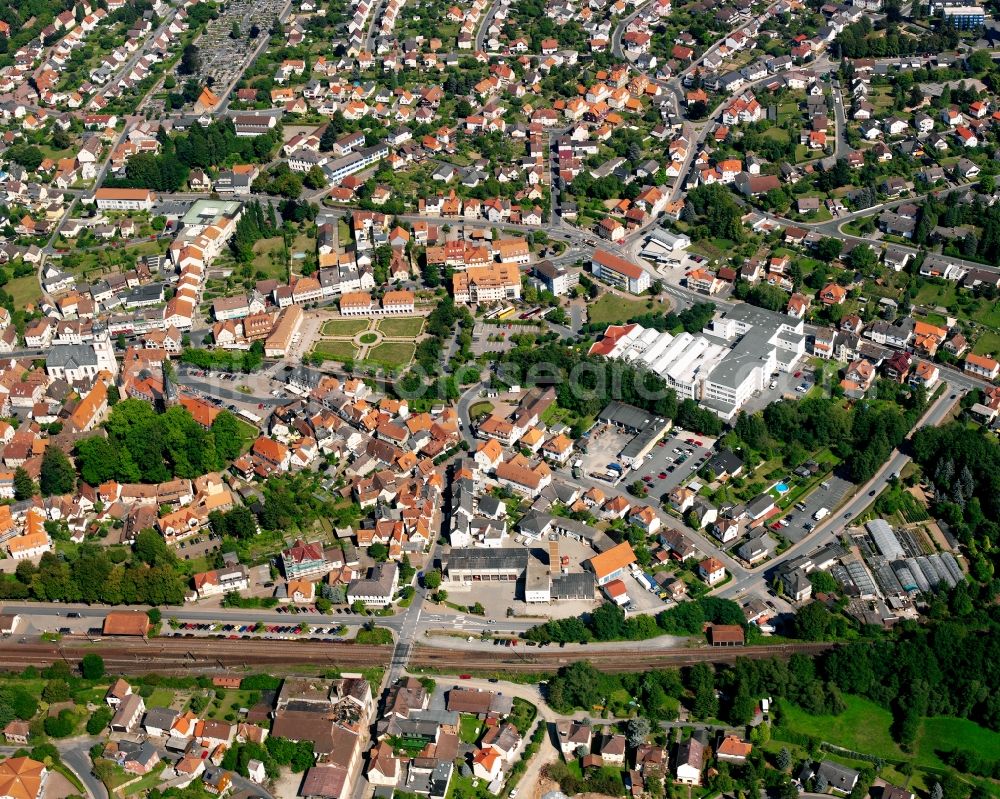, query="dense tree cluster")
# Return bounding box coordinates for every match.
[734,282,791,313]
[74,400,245,485]
[545,660,683,718]
[911,422,1000,562]
[822,612,1000,742]
[258,473,359,532]
[911,191,1000,264]
[252,163,304,199]
[179,343,264,374]
[0,535,186,605]
[683,184,746,243]
[835,17,958,58]
[544,652,848,726]
[725,384,925,484]
[230,200,279,262]
[412,297,473,376]
[39,447,76,496]
[0,683,38,730]
[108,119,280,192]
[208,506,257,539]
